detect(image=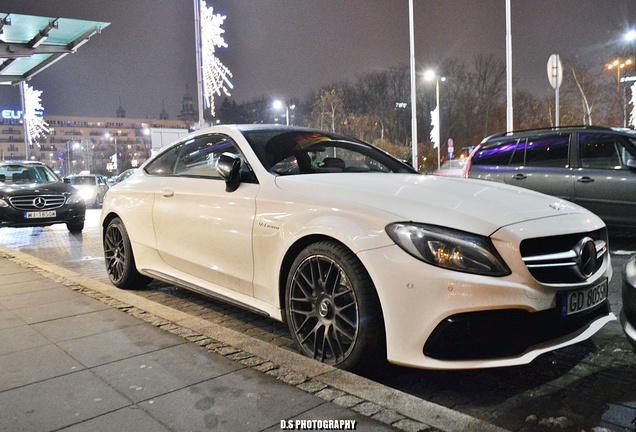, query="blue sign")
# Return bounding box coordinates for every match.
[1,109,44,119]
